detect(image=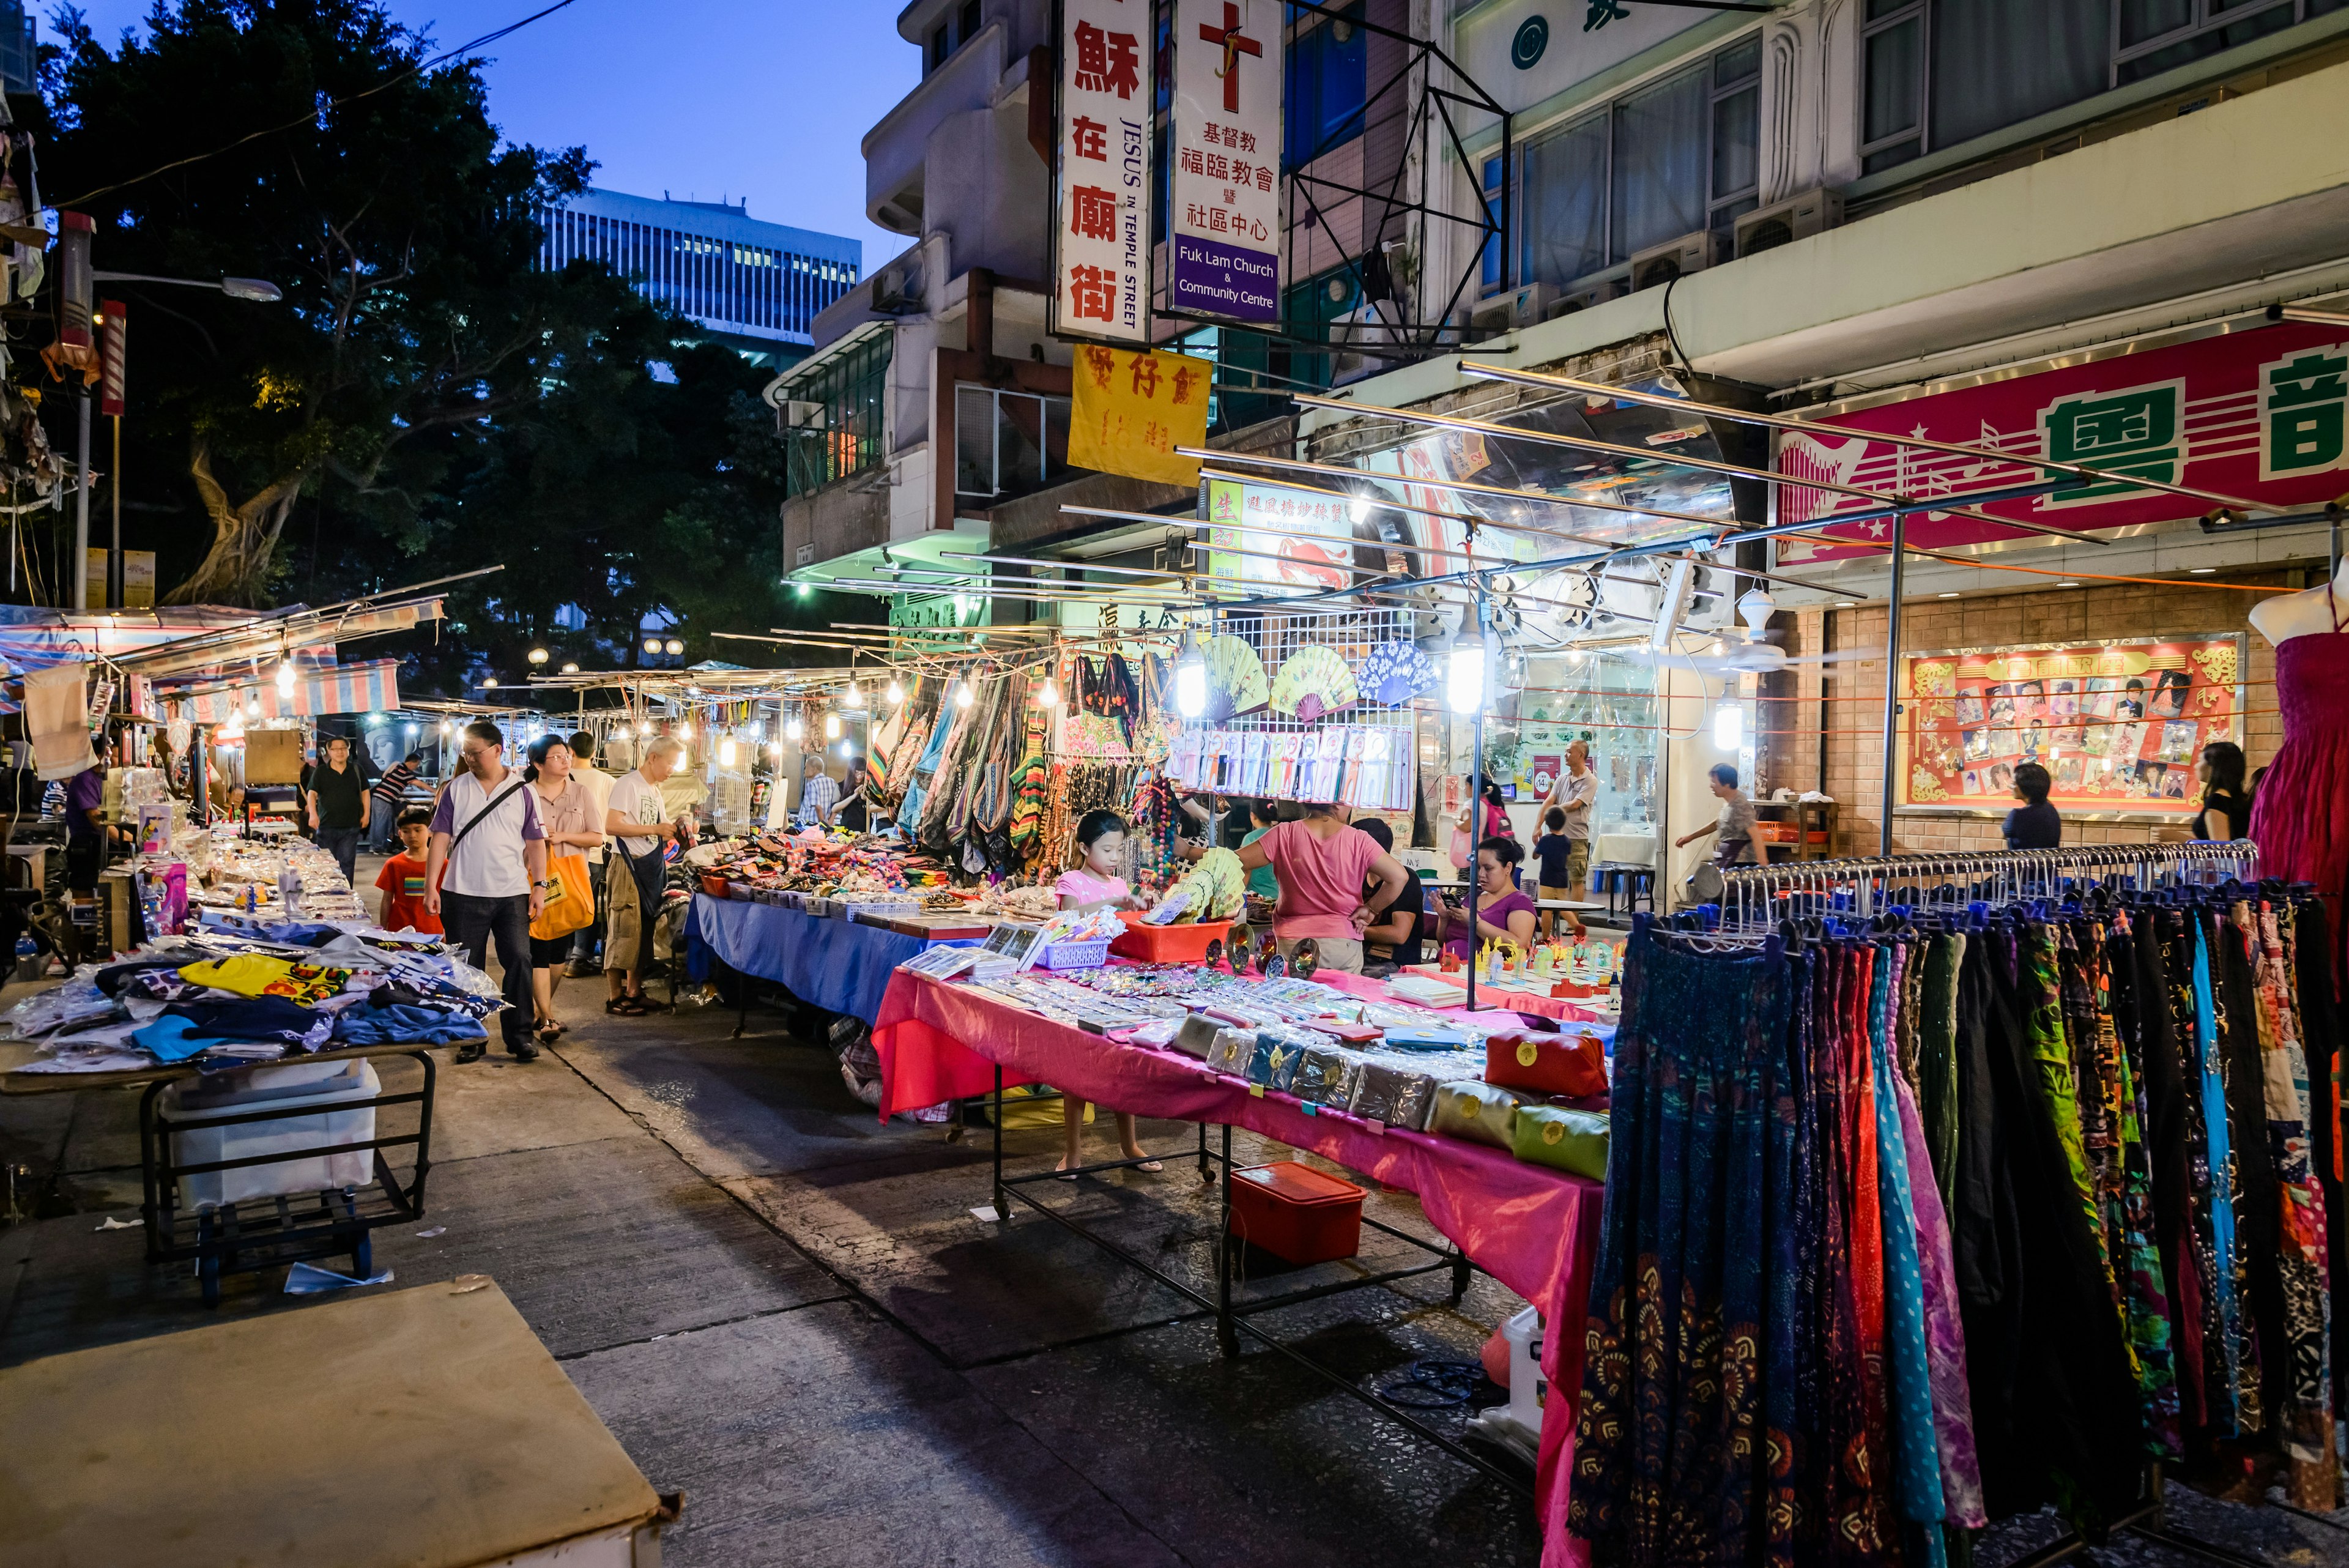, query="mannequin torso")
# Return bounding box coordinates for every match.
[2247,559,2349,645]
